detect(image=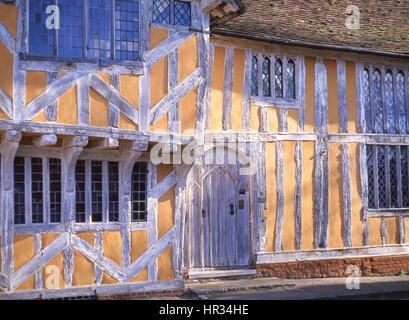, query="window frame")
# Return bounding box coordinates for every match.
[249,52,303,109]
[151,0,194,30]
[359,64,409,217]
[13,155,63,226]
[21,0,142,67]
